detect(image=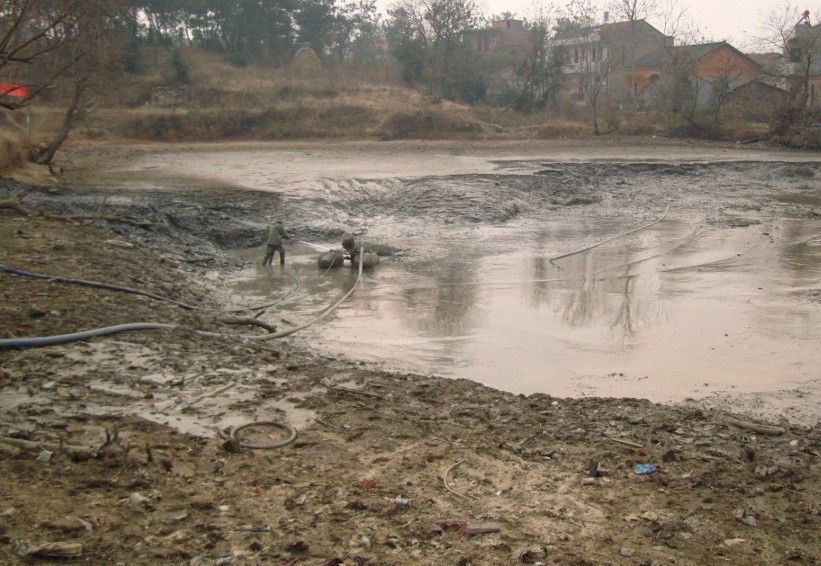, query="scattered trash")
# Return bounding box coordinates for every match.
[620,546,635,557]
[394,495,410,507]
[16,540,83,559]
[755,465,778,480]
[464,522,501,536]
[634,463,657,475]
[36,449,53,463]
[128,492,150,506]
[734,509,757,527]
[641,511,659,522]
[518,546,548,563]
[723,538,746,547]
